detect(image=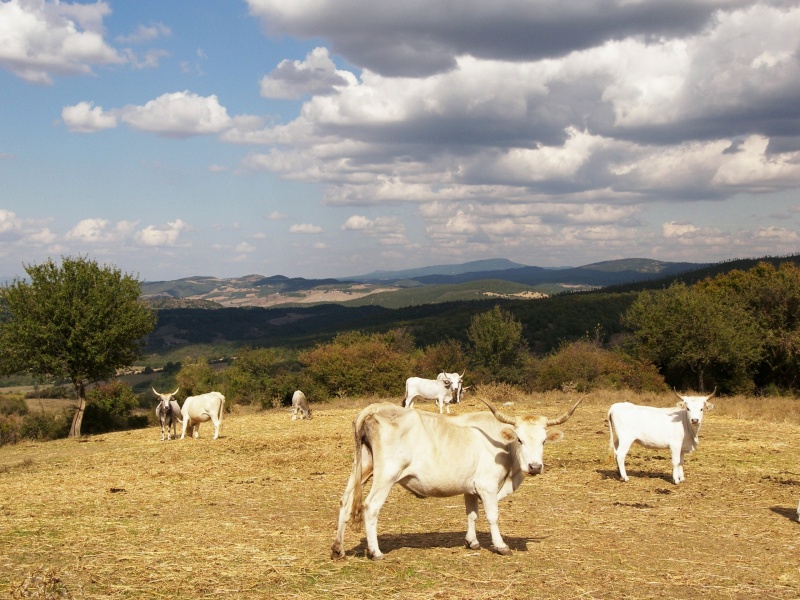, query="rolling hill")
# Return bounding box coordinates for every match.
[140,257,708,309]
